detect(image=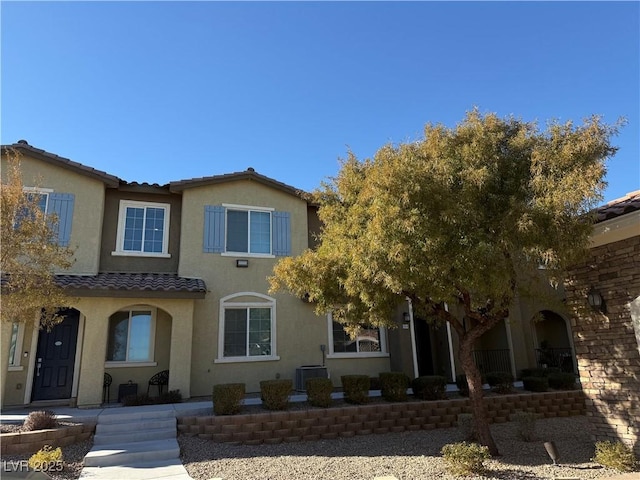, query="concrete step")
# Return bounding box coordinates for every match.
[94,425,176,445]
[83,438,180,467]
[79,458,192,480]
[96,406,176,425]
[95,416,176,435]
